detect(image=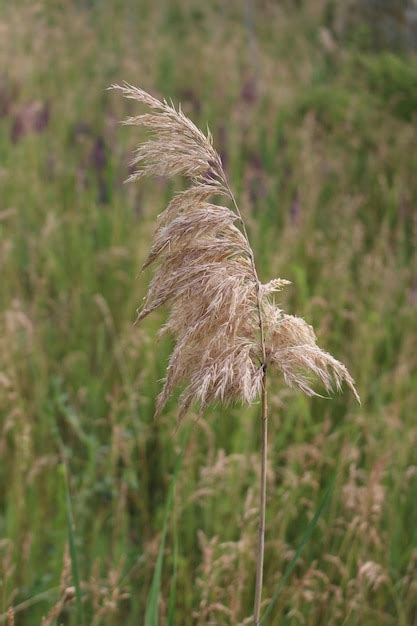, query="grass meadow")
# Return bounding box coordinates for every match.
[1,1,417,624]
